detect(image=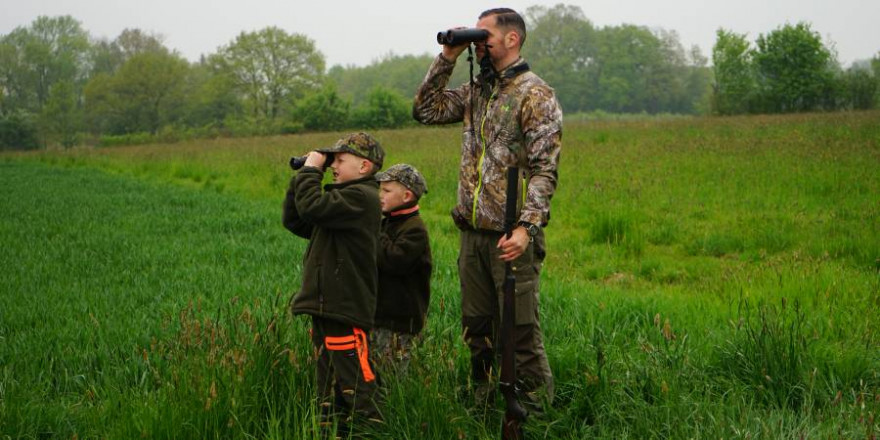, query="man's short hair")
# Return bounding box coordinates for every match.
[479,8,527,48]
